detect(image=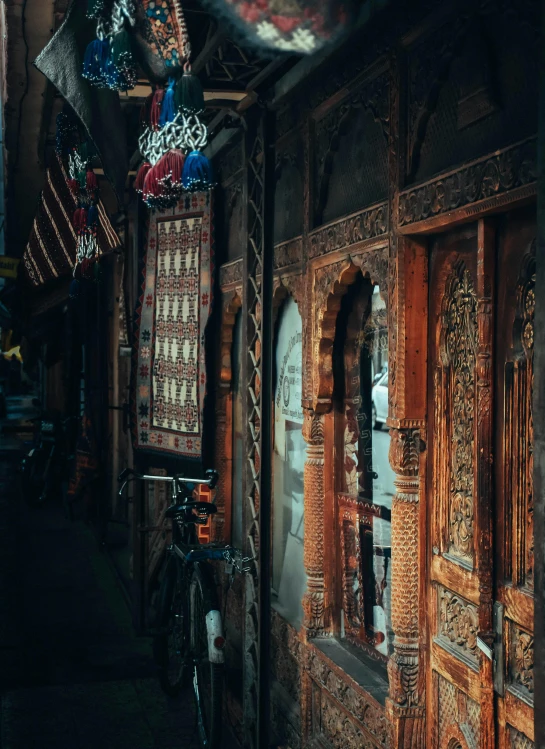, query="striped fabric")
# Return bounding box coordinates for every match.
[22,154,120,287]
